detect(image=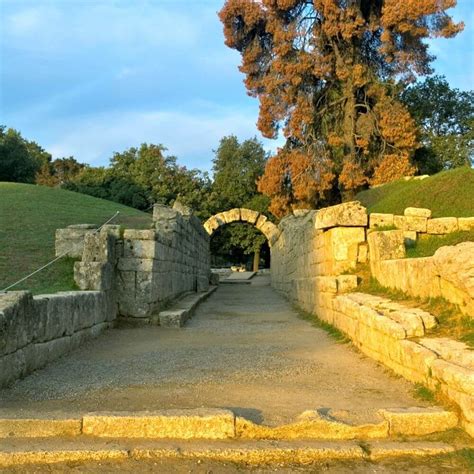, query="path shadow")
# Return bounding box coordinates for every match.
[225,406,264,424]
